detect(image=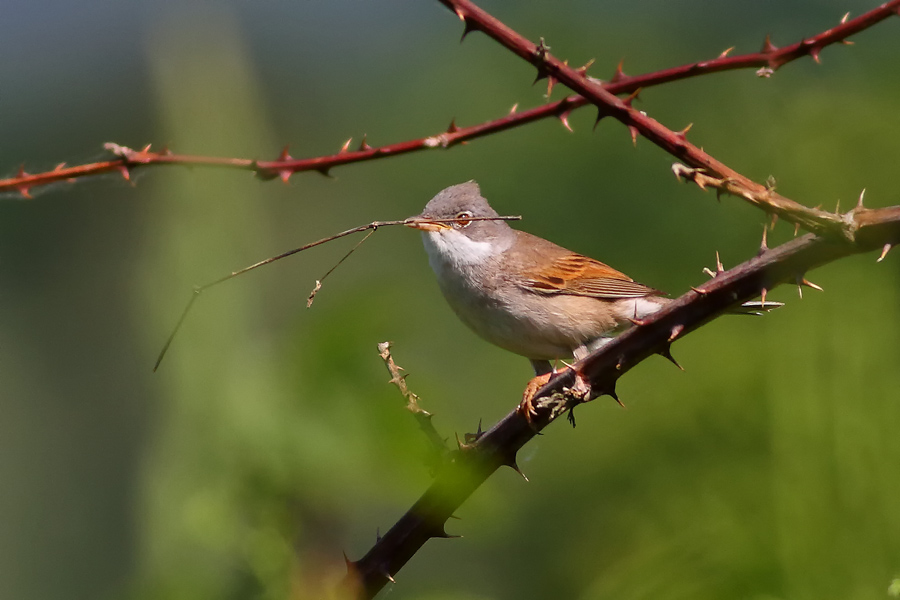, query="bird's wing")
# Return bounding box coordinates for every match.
[520,253,663,299]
